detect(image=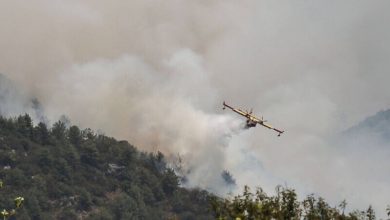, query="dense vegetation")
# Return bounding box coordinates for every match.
[210,186,390,220]
[0,114,213,219]
[0,114,388,219]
